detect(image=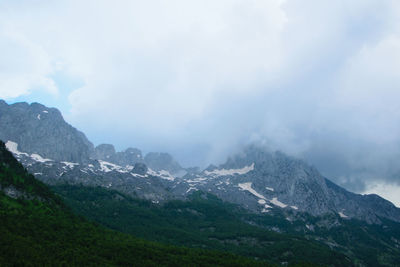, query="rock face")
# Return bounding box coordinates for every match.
[181,145,400,224]
[92,144,143,166]
[132,163,148,175]
[144,152,184,175]
[2,100,400,224]
[0,100,93,163]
